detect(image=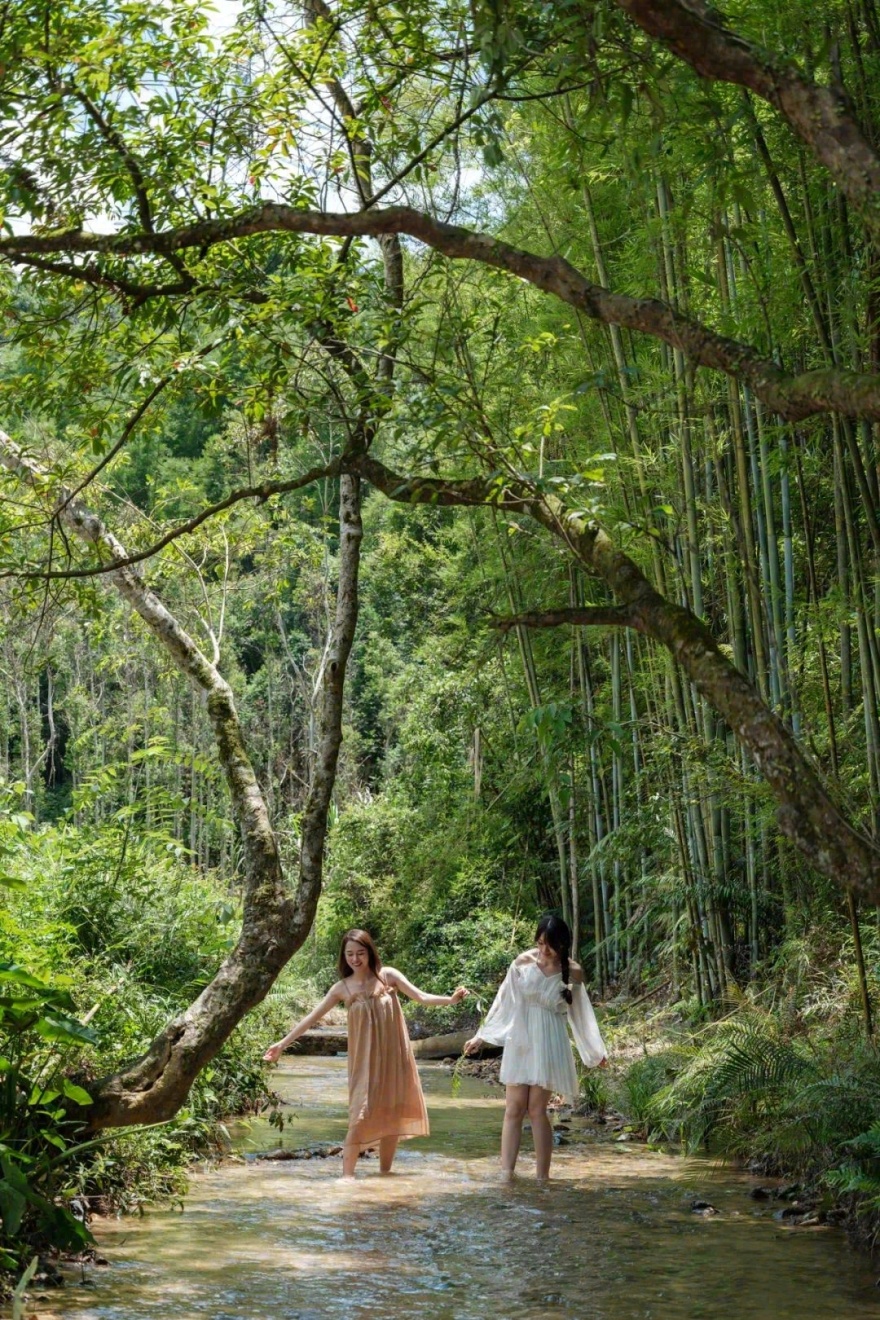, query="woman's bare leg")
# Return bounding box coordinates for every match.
[342,1140,360,1177]
[501,1084,530,1178]
[528,1086,554,1180]
[379,1136,399,1173]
